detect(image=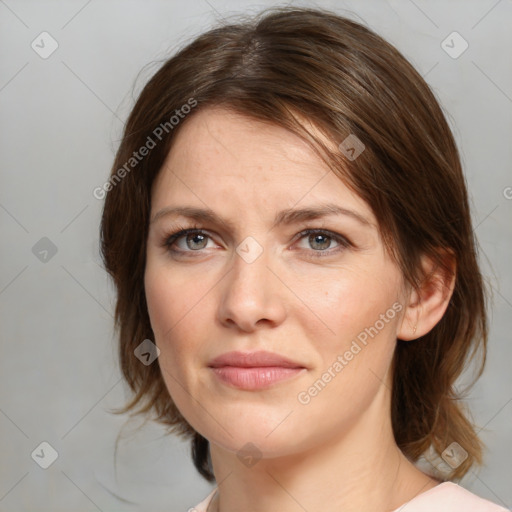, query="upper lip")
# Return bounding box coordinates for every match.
[208,350,305,369]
